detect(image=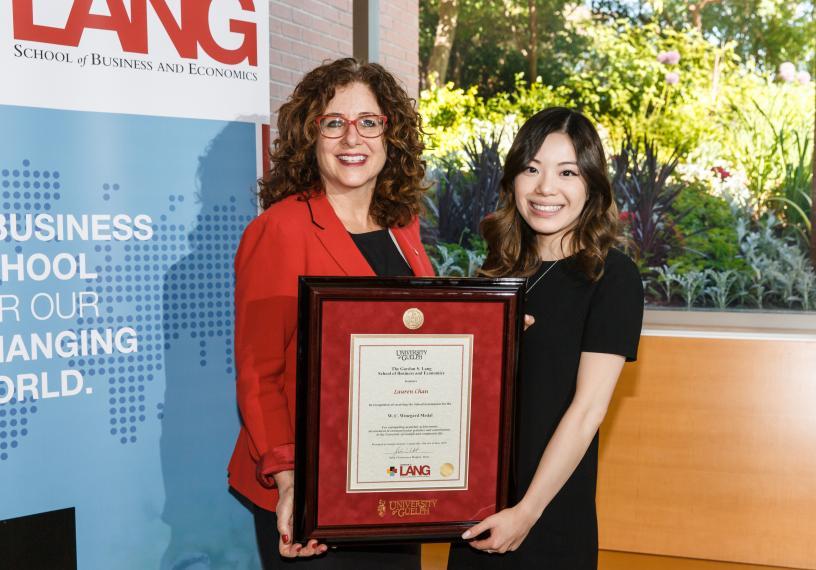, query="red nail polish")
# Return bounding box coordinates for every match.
[282,534,289,544]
